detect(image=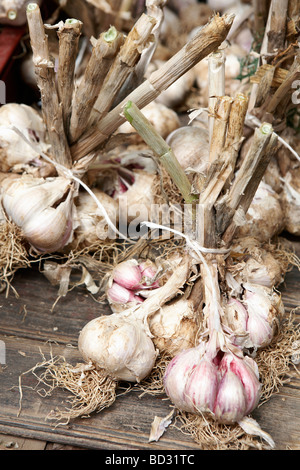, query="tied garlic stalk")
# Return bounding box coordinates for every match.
[107,259,161,313]
[1,174,76,253]
[163,260,263,426]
